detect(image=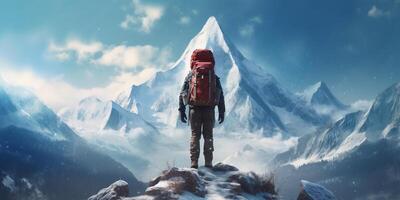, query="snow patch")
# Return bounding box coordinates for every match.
[301,180,336,200]
[2,175,16,192]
